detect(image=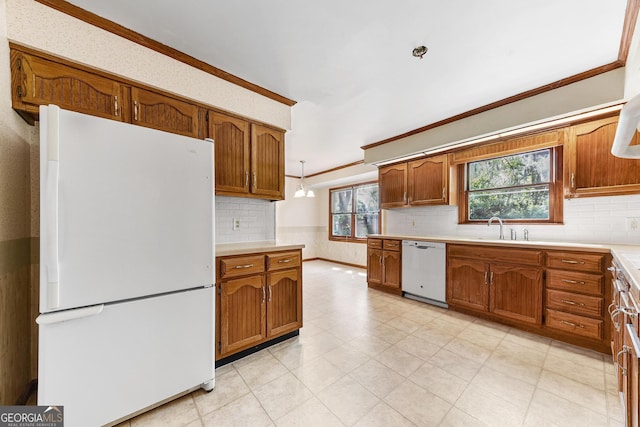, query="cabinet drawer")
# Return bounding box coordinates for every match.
[383,239,401,251]
[368,239,383,249]
[546,251,605,274]
[545,309,603,340]
[448,244,543,266]
[546,270,604,296]
[267,251,301,271]
[546,289,603,318]
[219,255,265,279]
